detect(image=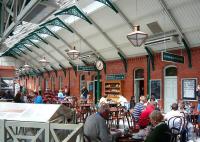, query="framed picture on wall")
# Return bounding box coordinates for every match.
[150,80,161,99]
[182,78,197,100]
